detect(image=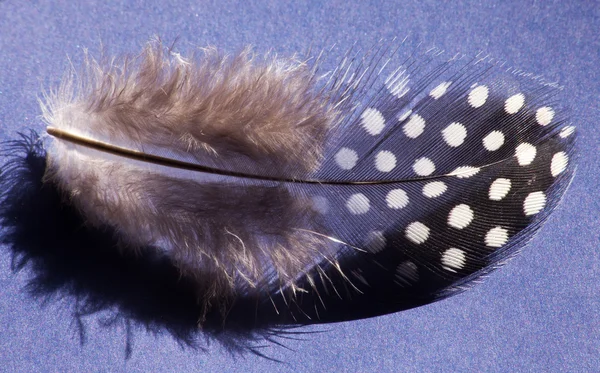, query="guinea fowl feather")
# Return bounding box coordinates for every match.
[37,40,575,322]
